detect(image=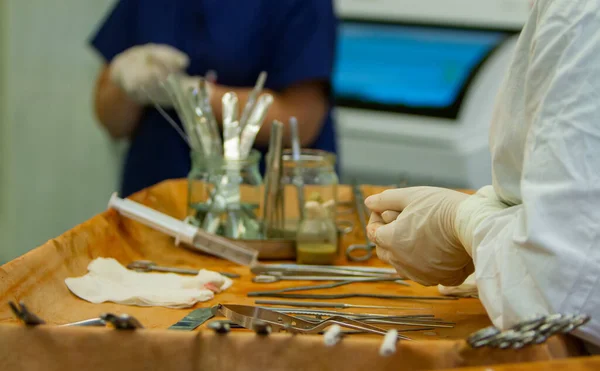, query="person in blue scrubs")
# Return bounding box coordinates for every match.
[91,0,338,197]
